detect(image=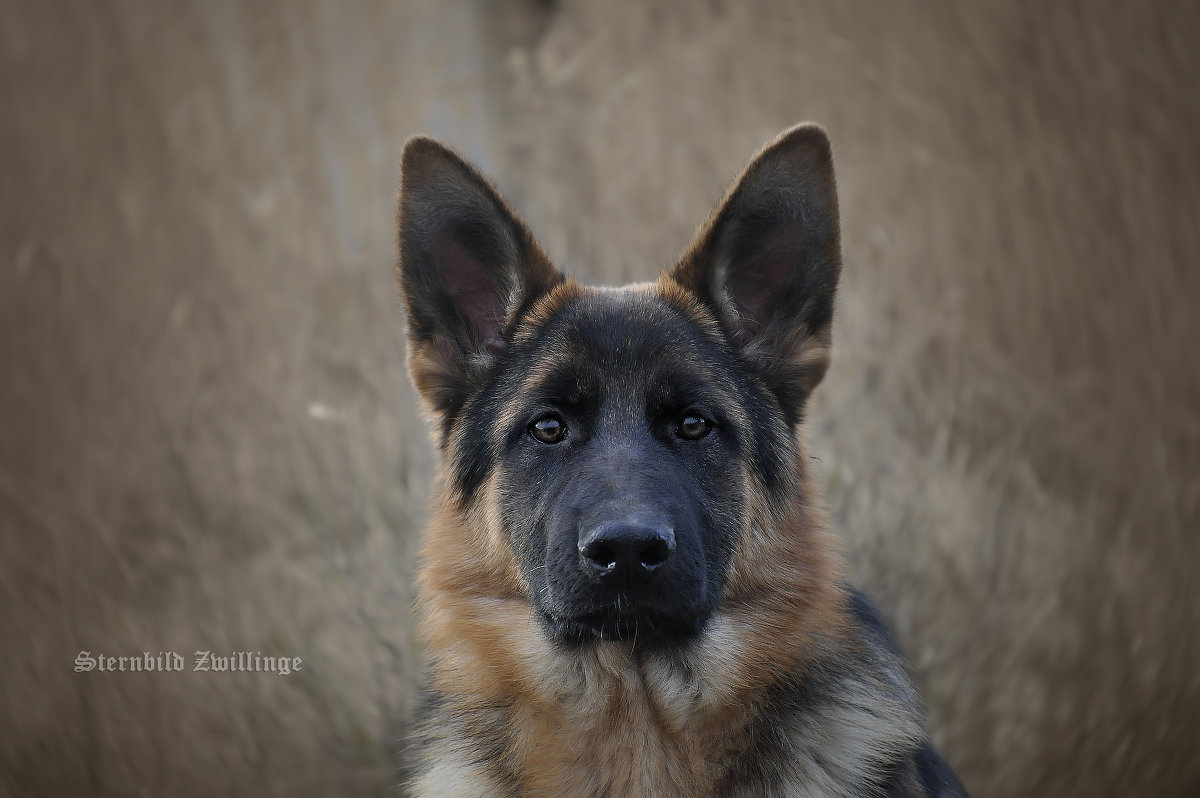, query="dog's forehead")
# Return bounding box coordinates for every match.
[520,284,719,372]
